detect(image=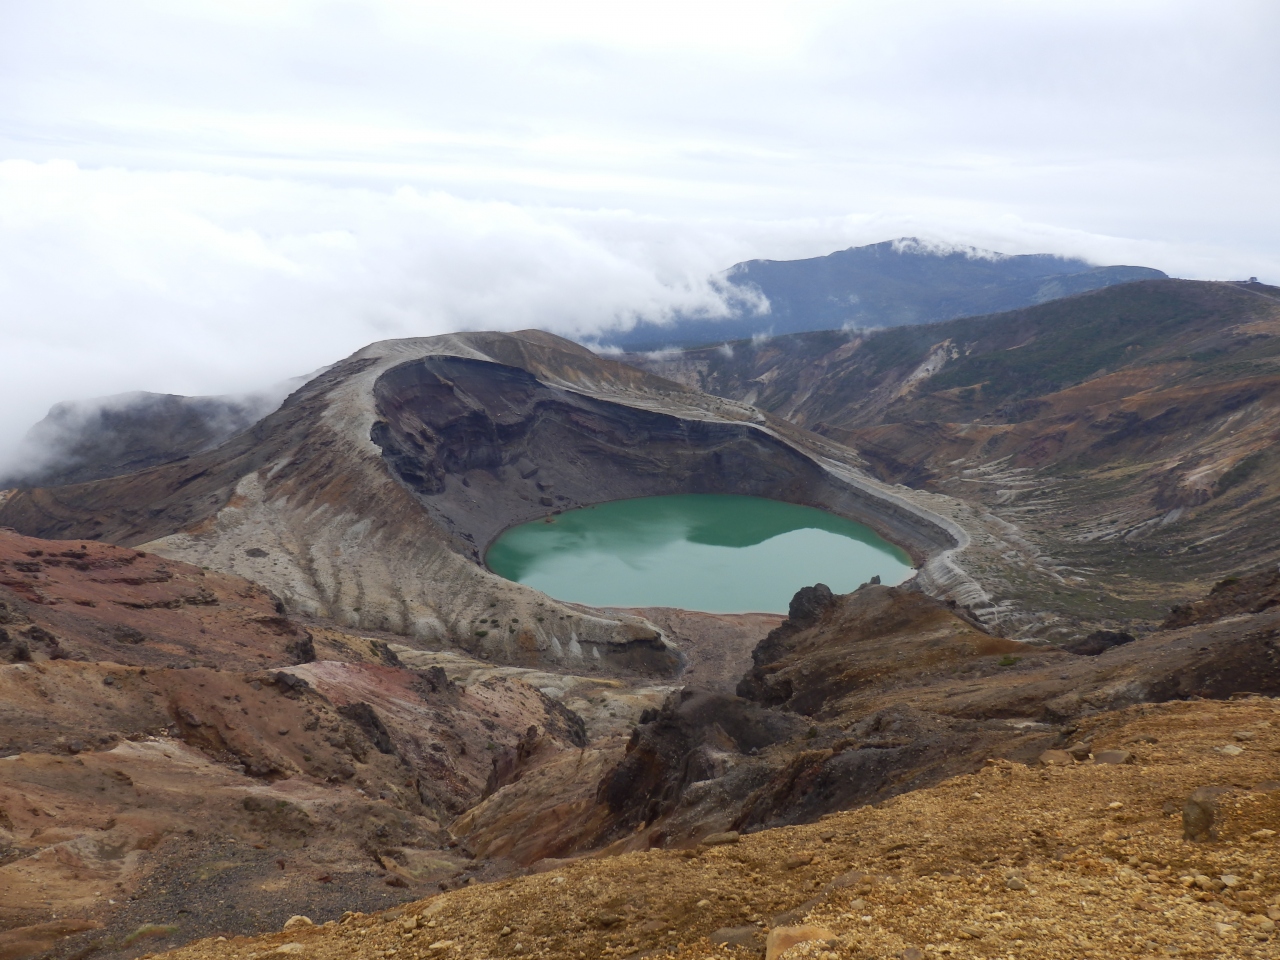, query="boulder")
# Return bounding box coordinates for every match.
[1094,749,1132,765]
[702,831,740,846]
[1184,786,1230,841]
[1061,630,1136,656]
[1065,741,1092,761]
[709,926,761,949]
[765,925,837,960]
